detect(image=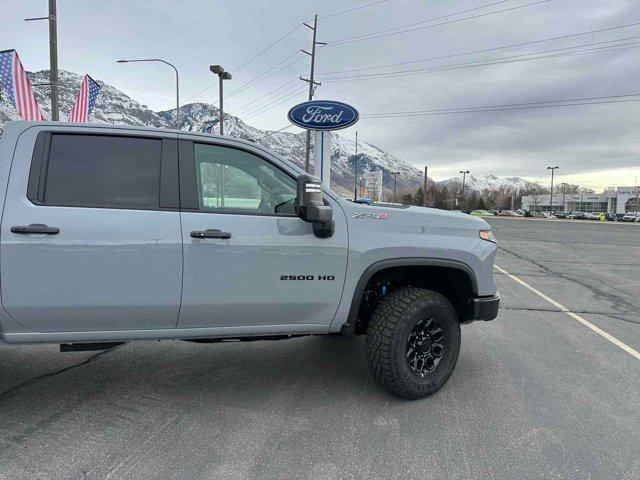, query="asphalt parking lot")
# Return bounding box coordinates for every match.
[0,218,638,480]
